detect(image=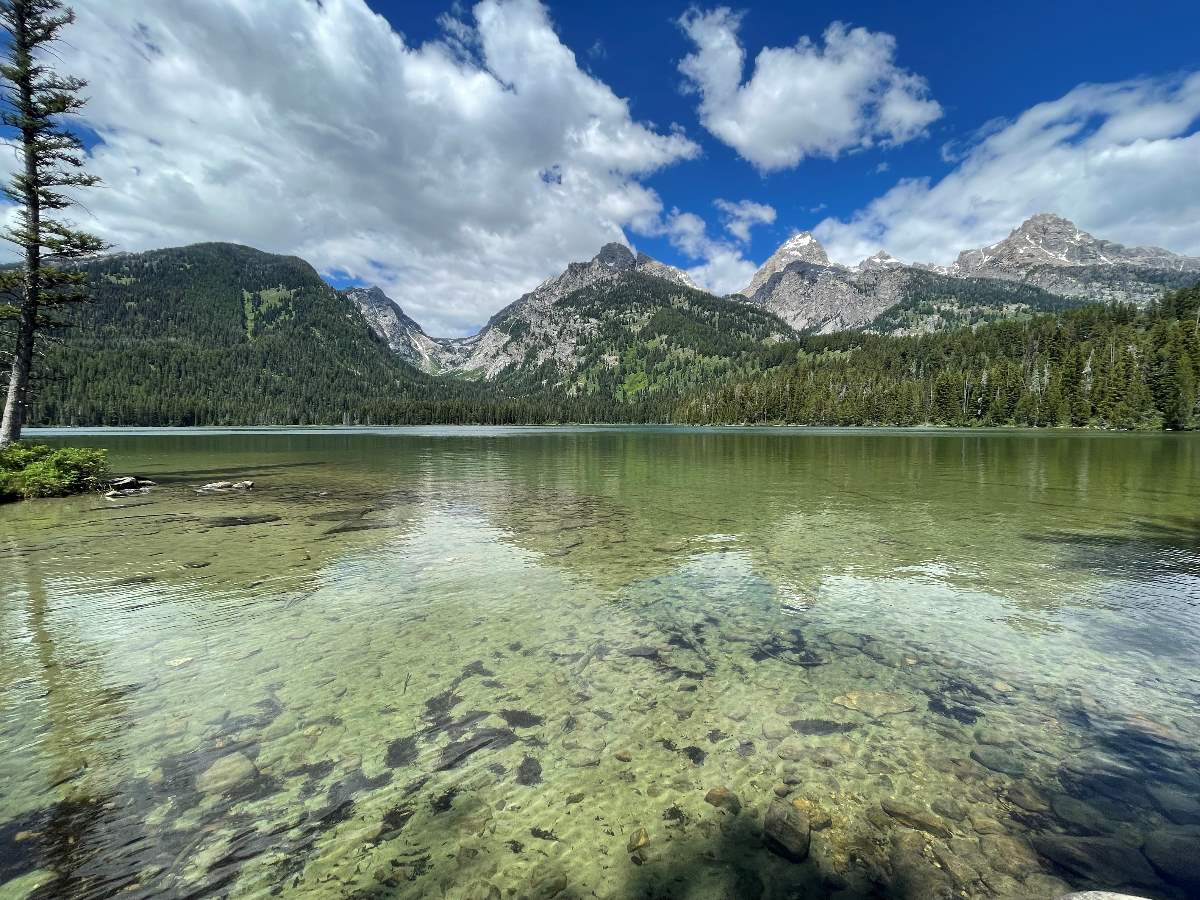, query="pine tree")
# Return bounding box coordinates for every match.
[0,0,105,445]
